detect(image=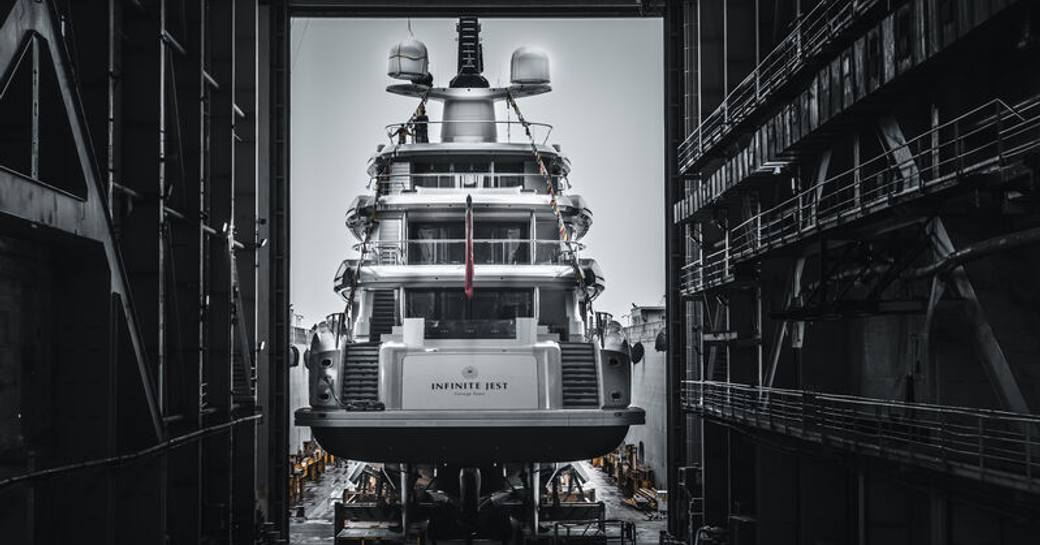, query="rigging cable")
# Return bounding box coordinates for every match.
[340,92,431,345]
[504,92,602,342]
